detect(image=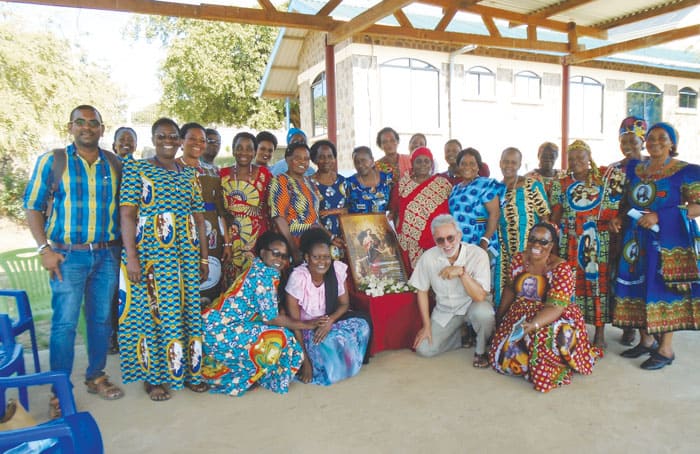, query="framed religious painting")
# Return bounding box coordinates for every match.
[339,213,408,289]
